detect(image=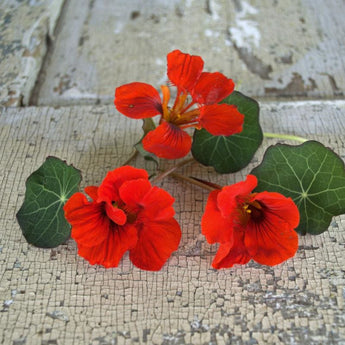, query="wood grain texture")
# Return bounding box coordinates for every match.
[34,0,345,106]
[0,103,344,344]
[0,0,65,107]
